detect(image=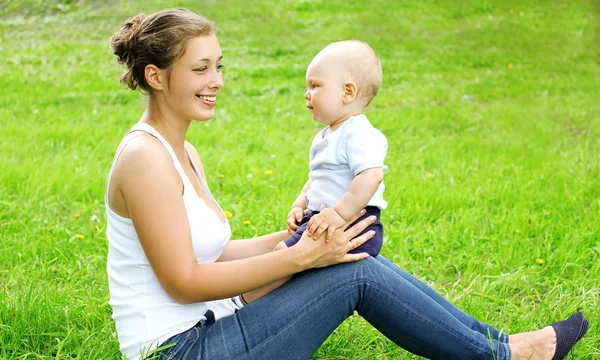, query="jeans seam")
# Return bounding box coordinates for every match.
[165,328,194,359]
[179,327,201,360]
[366,280,501,357]
[245,277,360,357]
